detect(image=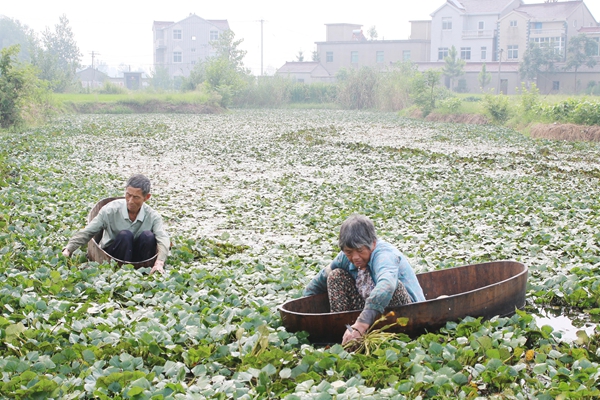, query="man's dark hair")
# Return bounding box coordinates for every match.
[126,174,151,196]
[338,214,378,250]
